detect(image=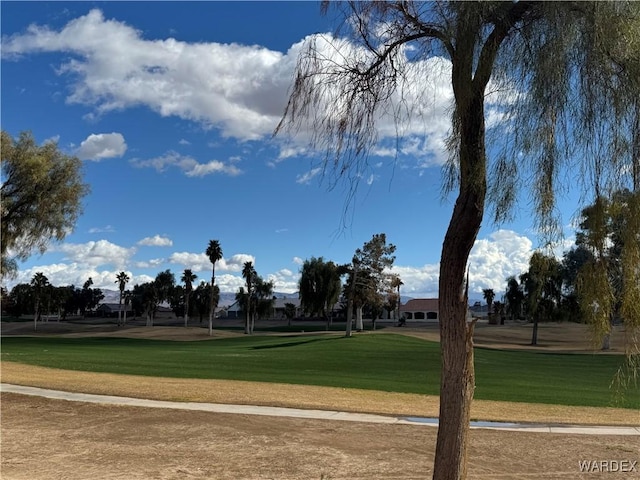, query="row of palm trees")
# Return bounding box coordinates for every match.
[115,240,223,336]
